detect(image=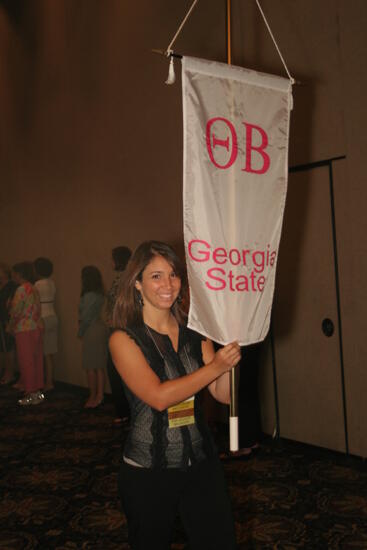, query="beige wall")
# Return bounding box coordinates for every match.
[0,1,366,456]
[0,0,227,387]
[333,0,367,457]
[251,0,367,457]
